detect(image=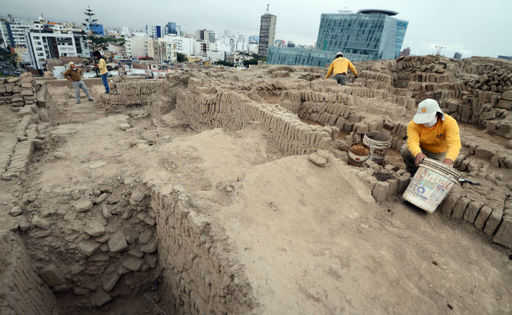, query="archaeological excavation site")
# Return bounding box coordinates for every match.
[1,55,512,315]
